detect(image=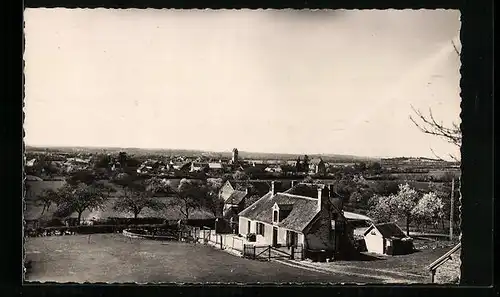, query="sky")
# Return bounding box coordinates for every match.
[24,9,461,159]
